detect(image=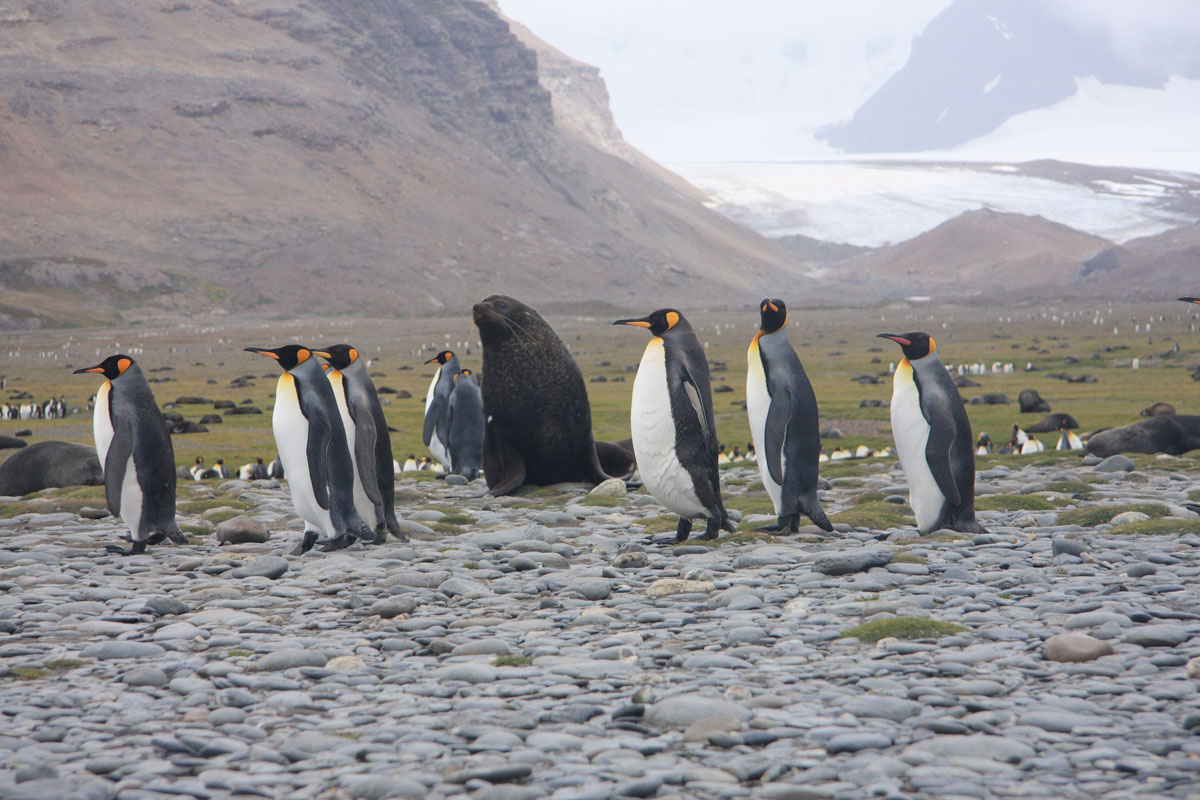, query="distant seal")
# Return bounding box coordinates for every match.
[1084,415,1200,458]
[0,440,103,496]
[472,294,614,495]
[1018,389,1051,414]
[1140,402,1175,417]
[1025,413,1079,434]
[0,434,26,450]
